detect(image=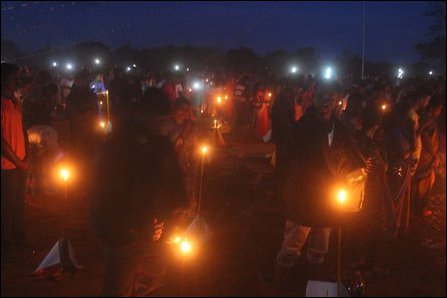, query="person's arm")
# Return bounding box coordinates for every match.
[1,137,28,171]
